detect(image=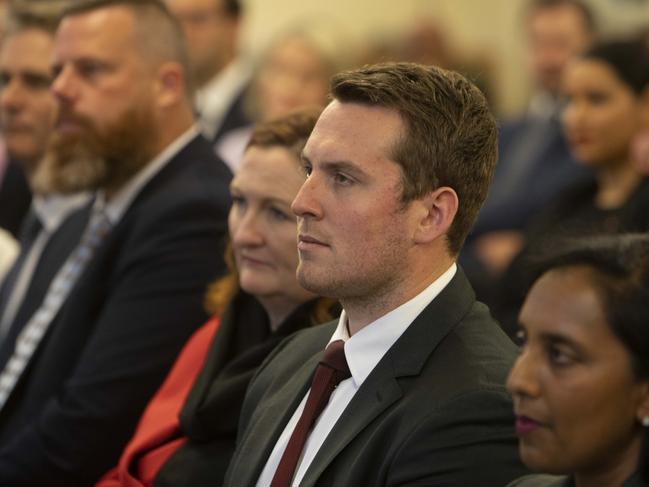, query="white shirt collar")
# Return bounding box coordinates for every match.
[32,192,92,233]
[195,59,252,140]
[330,263,457,388]
[527,91,561,120]
[99,125,200,225]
